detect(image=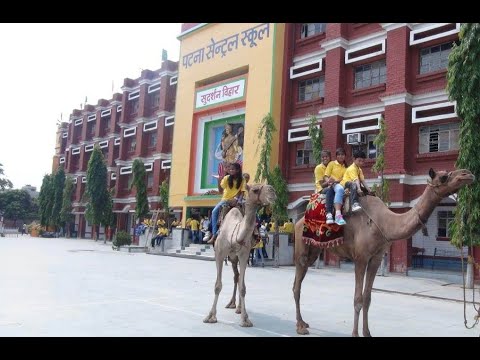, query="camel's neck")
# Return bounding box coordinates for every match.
[382,186,441,241]
[237,201,259,240]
